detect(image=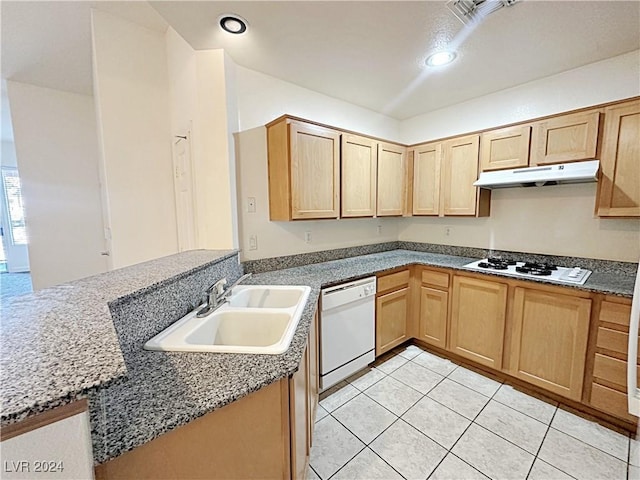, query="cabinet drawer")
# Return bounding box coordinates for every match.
[596,327,639,360]
[421,270,449,289]
[599,301,631,328]
[590,382,639,422]
[377,270,410,293]
[593,354,627,388]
